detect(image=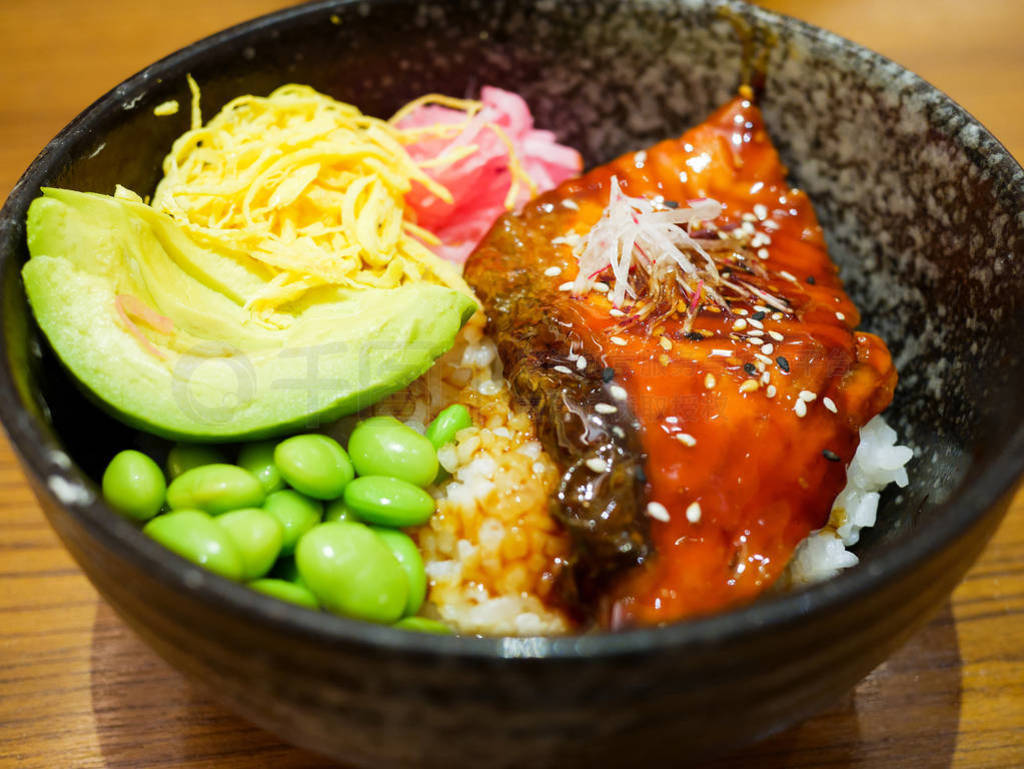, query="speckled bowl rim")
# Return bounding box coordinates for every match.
[1,0,1023,661]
